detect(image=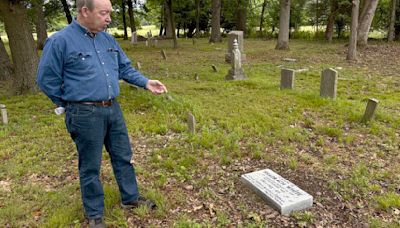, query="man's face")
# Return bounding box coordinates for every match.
[83,0,112,33]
